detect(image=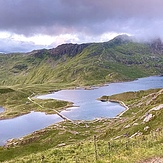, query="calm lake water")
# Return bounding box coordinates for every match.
[0,107,4,113]
[0,112,62,145]
[38,76,163,120]
[0,76,162,145]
